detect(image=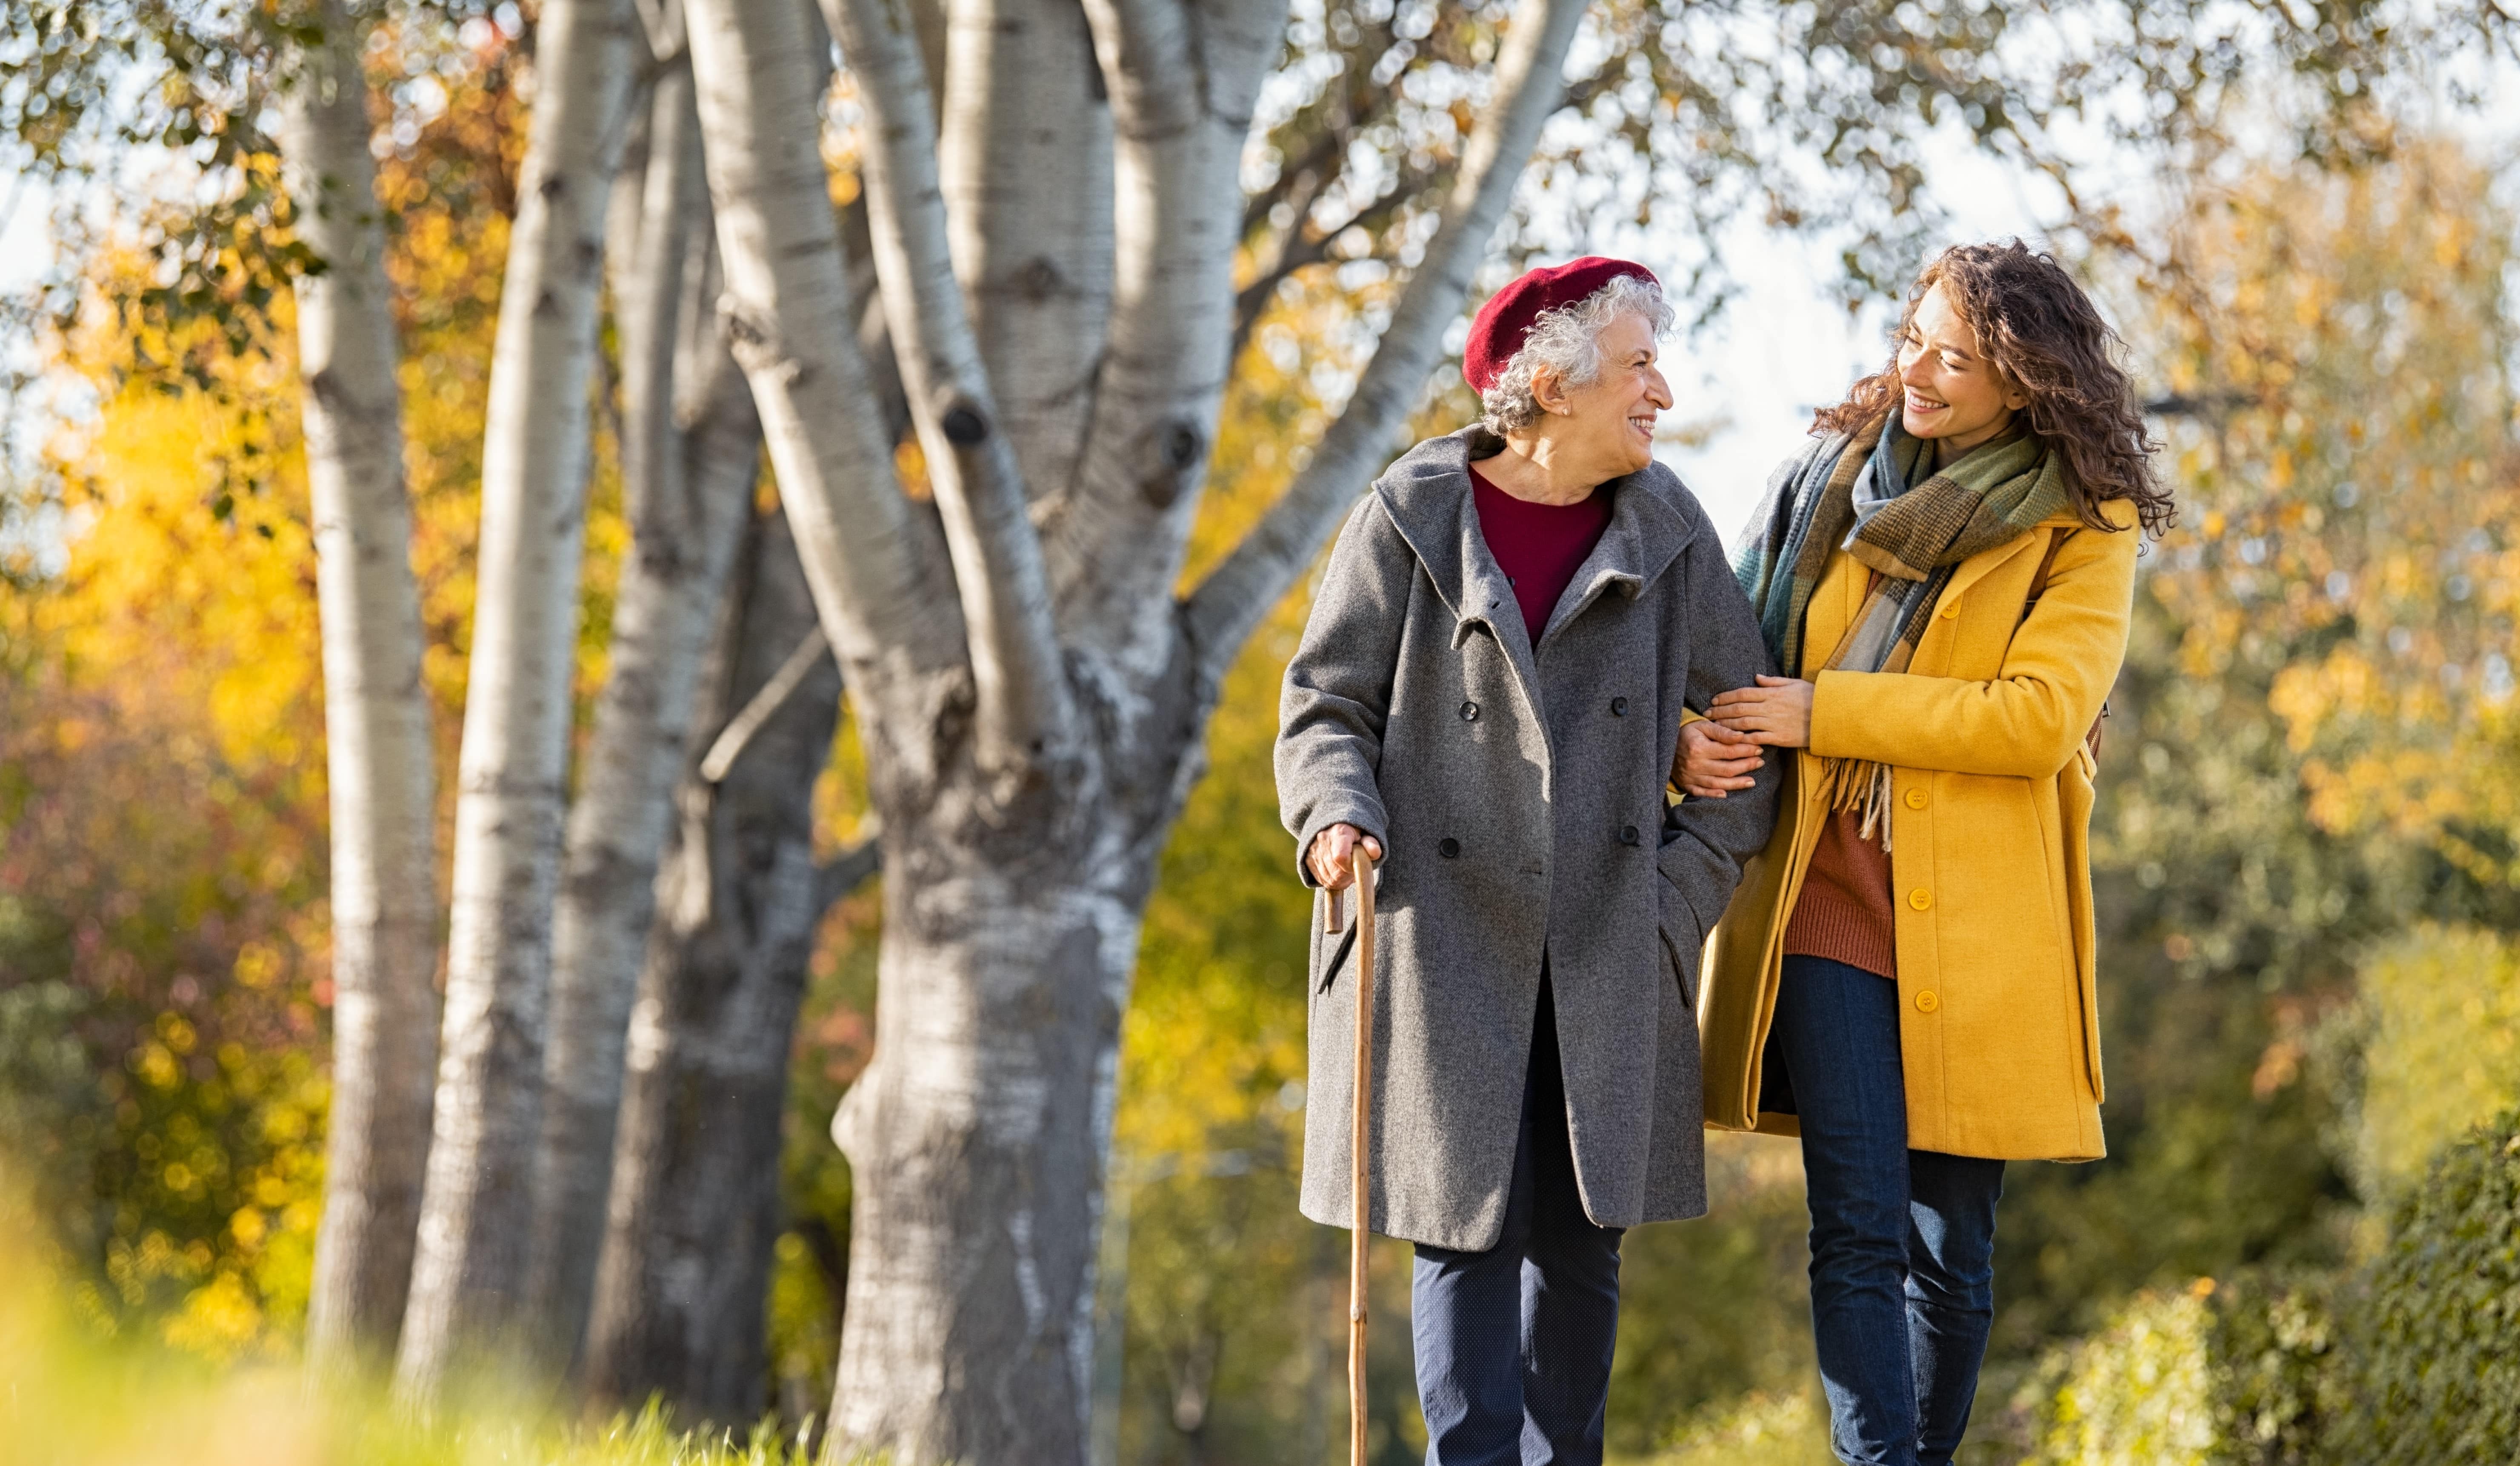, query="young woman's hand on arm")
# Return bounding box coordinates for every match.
[1707,675,1816,750]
